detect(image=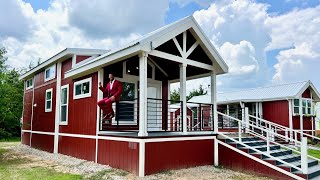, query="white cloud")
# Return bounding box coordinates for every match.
[68,0,169,38]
